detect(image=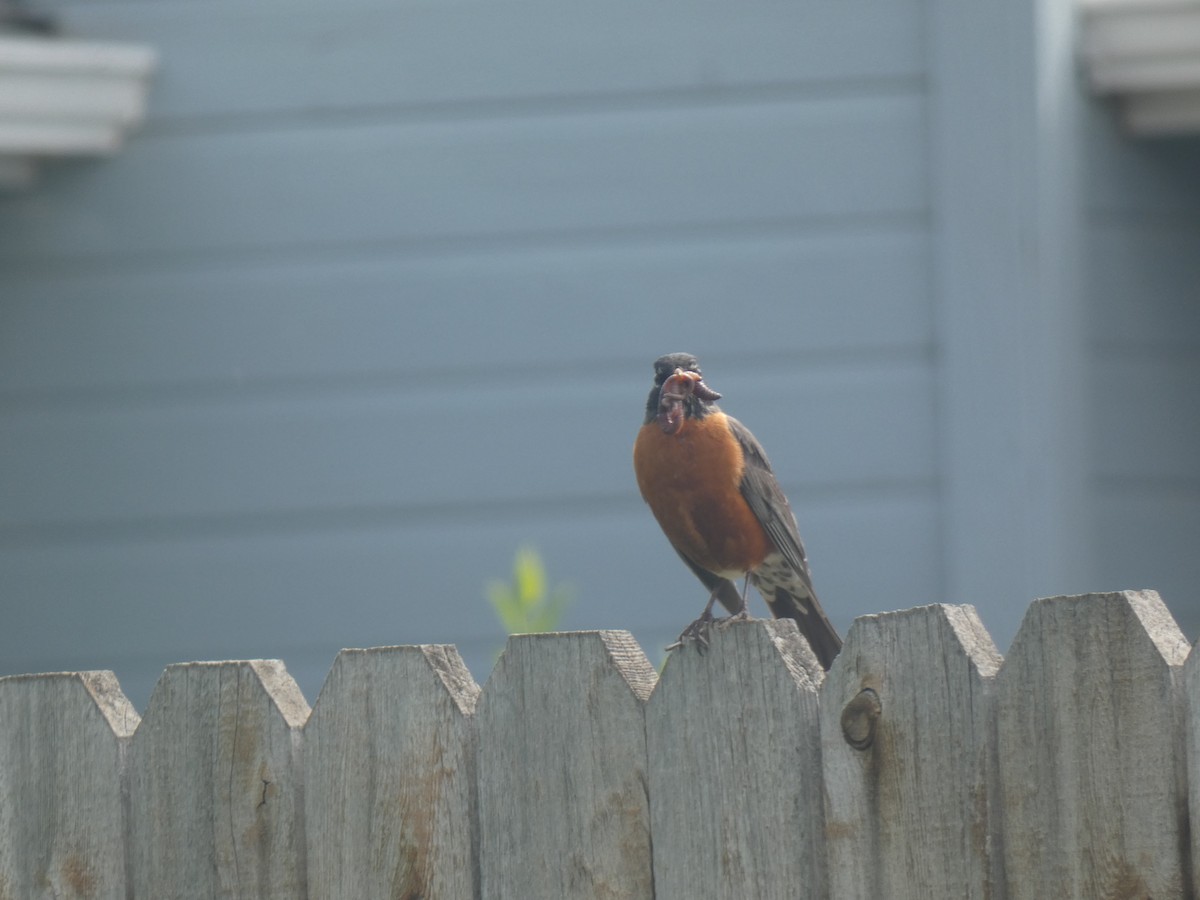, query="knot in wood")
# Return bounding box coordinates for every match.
[840,688,881,750]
